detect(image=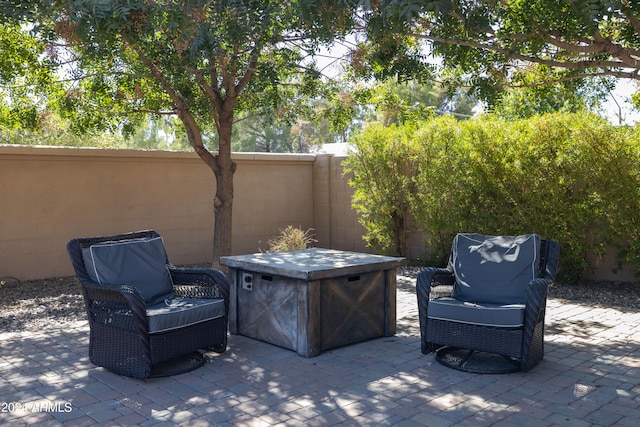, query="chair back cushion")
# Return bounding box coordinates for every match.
[451,233,541,304]
[82,236,175,306]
